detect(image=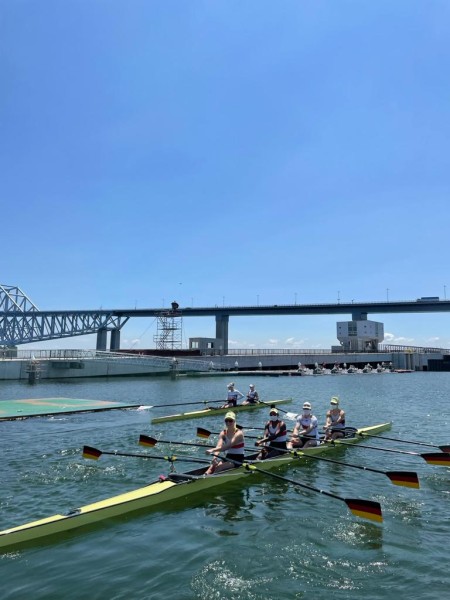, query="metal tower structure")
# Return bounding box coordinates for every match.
[153,302,183,350]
